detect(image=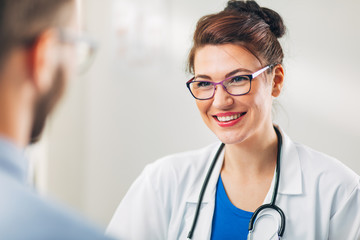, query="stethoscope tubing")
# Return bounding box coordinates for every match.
[187,127,285,239]
[186,143,225,240]
[248,127,285,236]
